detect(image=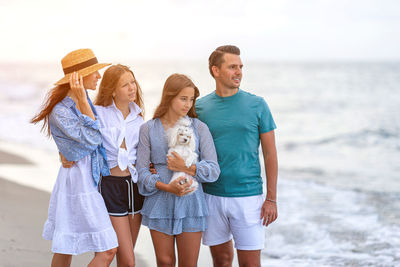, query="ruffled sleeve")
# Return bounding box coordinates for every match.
[136,122,161,196]
[50,104,101,145]
[49,102,102,162]
[193,119,220,183]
